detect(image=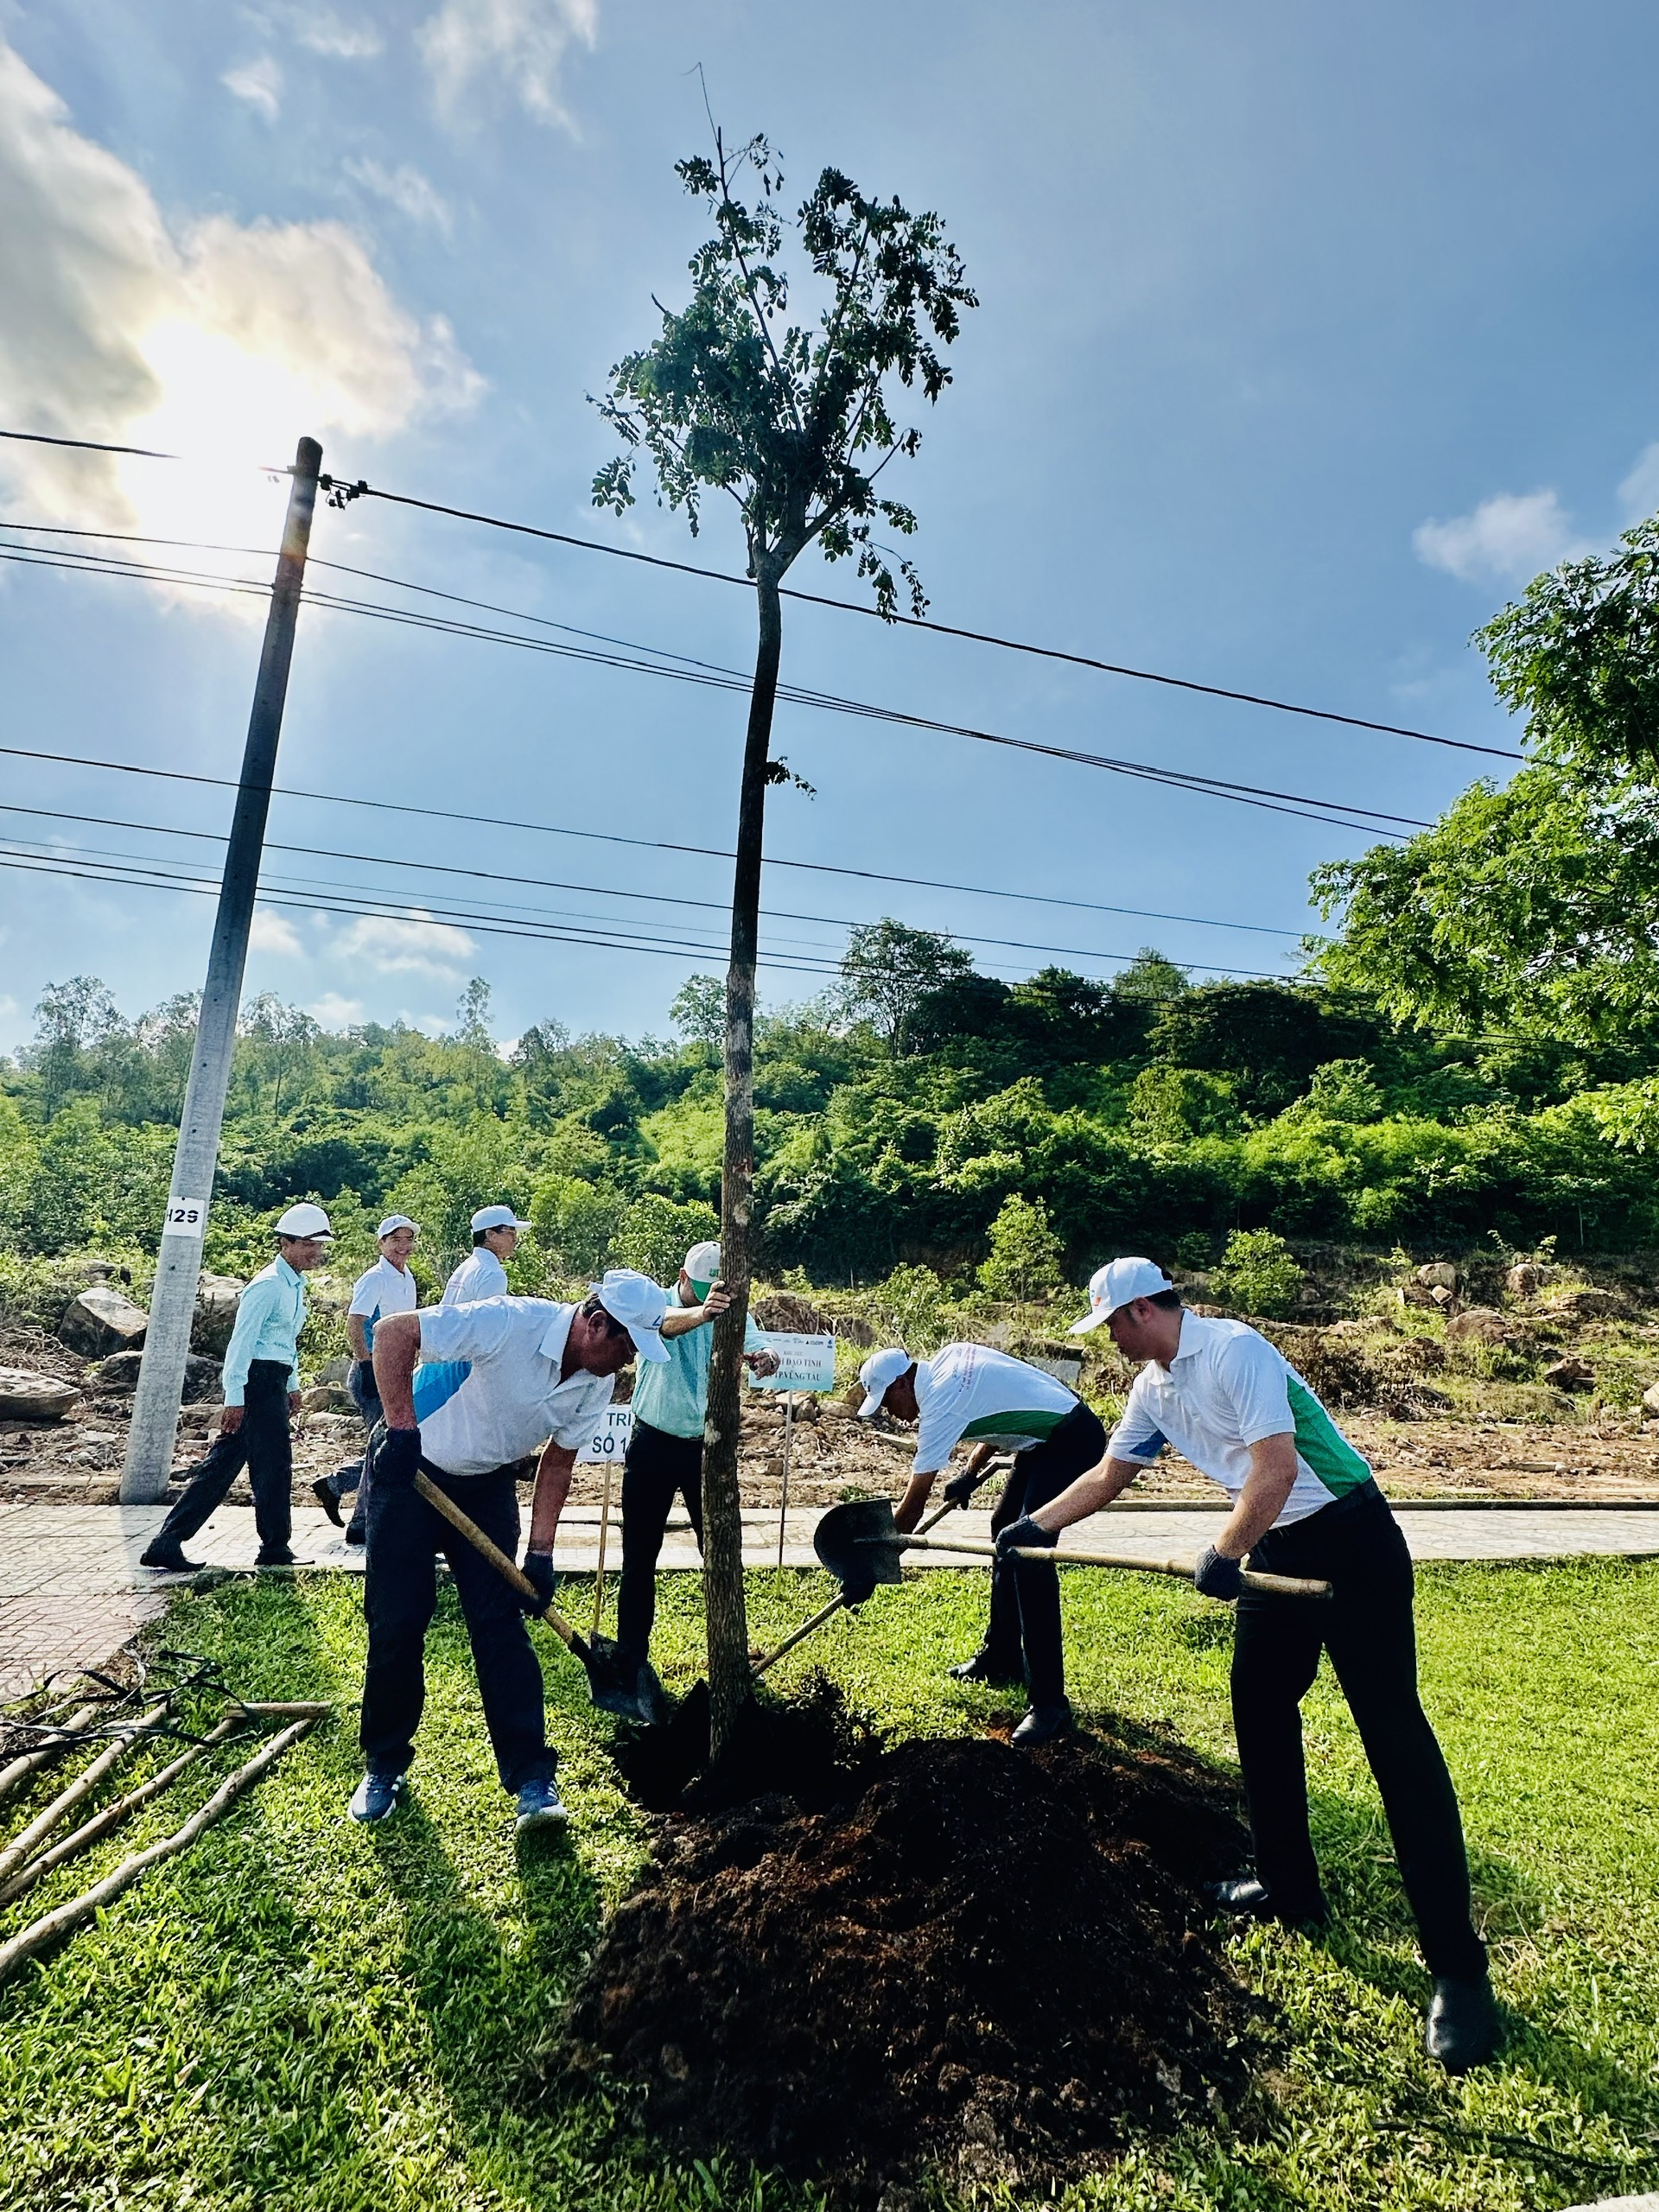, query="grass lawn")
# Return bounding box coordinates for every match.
[1,1558,1656,2212]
